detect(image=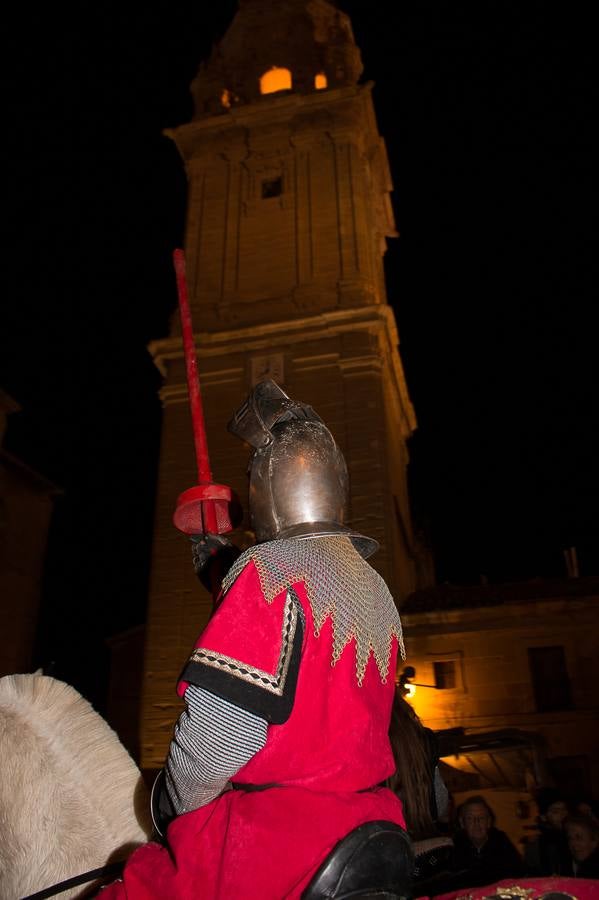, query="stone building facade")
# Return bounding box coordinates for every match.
[400,578,599,799]
[140,0,421,768]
